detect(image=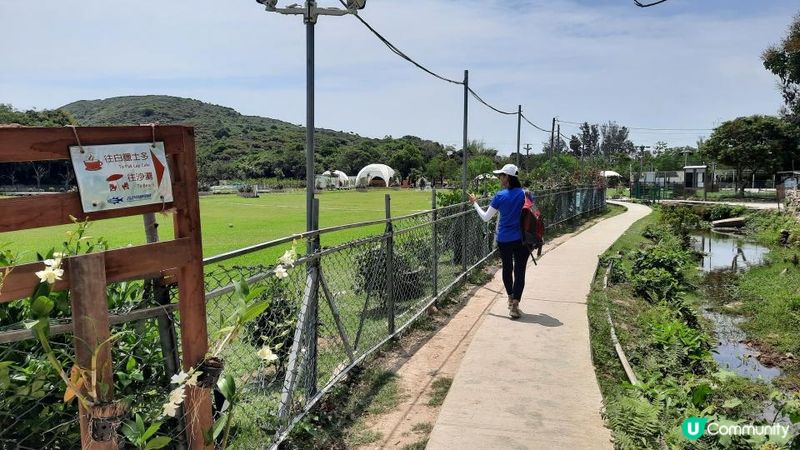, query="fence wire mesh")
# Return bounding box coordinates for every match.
[0,186,605,449]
